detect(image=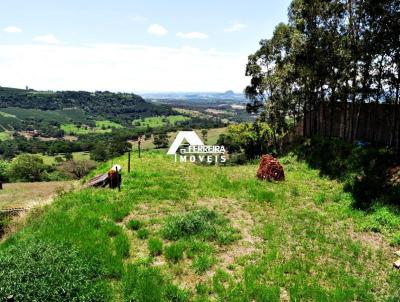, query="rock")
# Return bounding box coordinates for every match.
[256,154,285,181]
[394,259,400,269]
